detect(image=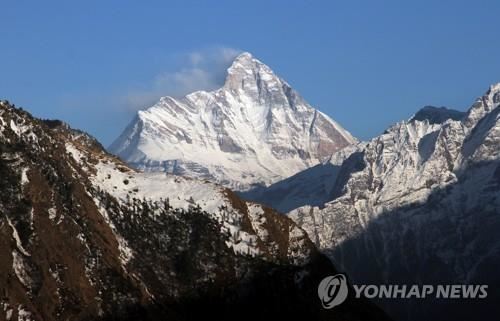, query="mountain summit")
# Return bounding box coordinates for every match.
[109,52,356,190]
